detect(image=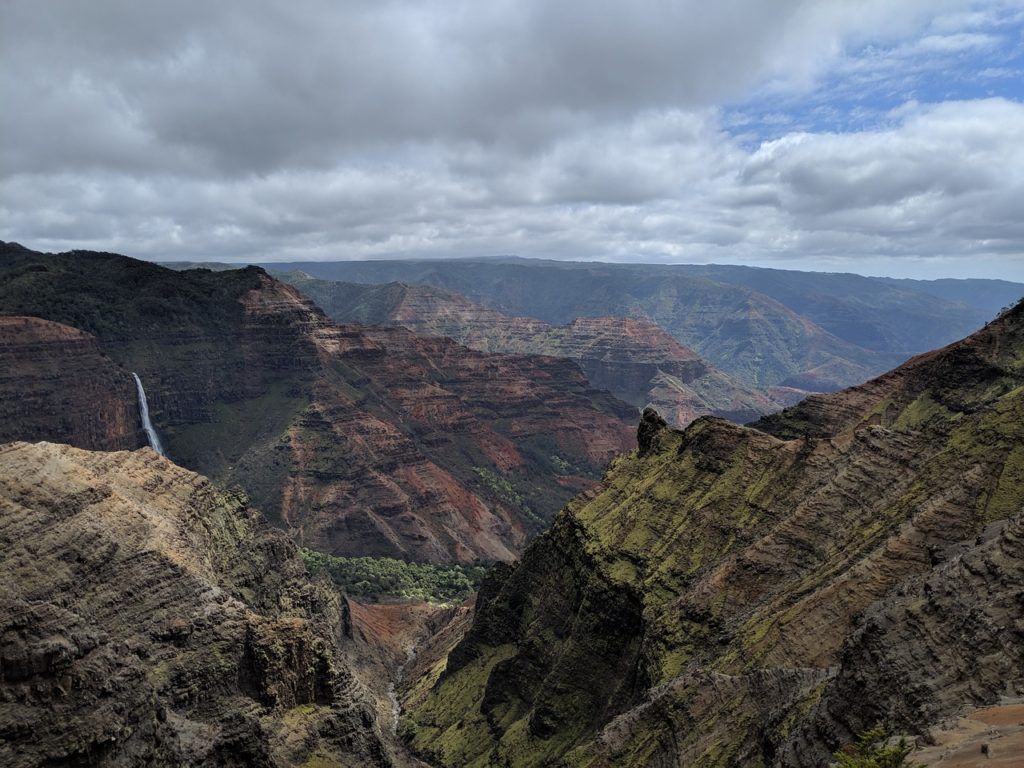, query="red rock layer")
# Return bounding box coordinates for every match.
[0,248,637,564]
[0,316,141,451]
[292,277,780,426]
[275,319,636,562]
